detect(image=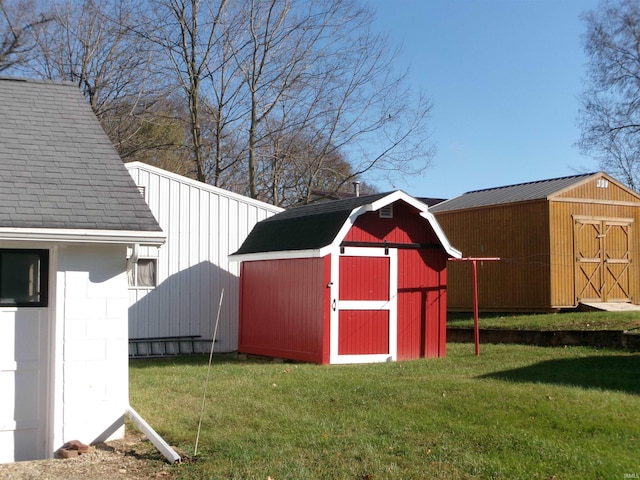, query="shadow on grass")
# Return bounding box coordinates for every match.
[479,355,640,395]
[129,353,296,370]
